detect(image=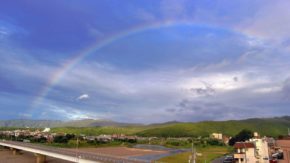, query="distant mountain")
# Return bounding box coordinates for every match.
[1,116,290,137]
[0,120,62,128]
[138,116,290,137]
[59,119,142,127]
[0,119,141,128]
